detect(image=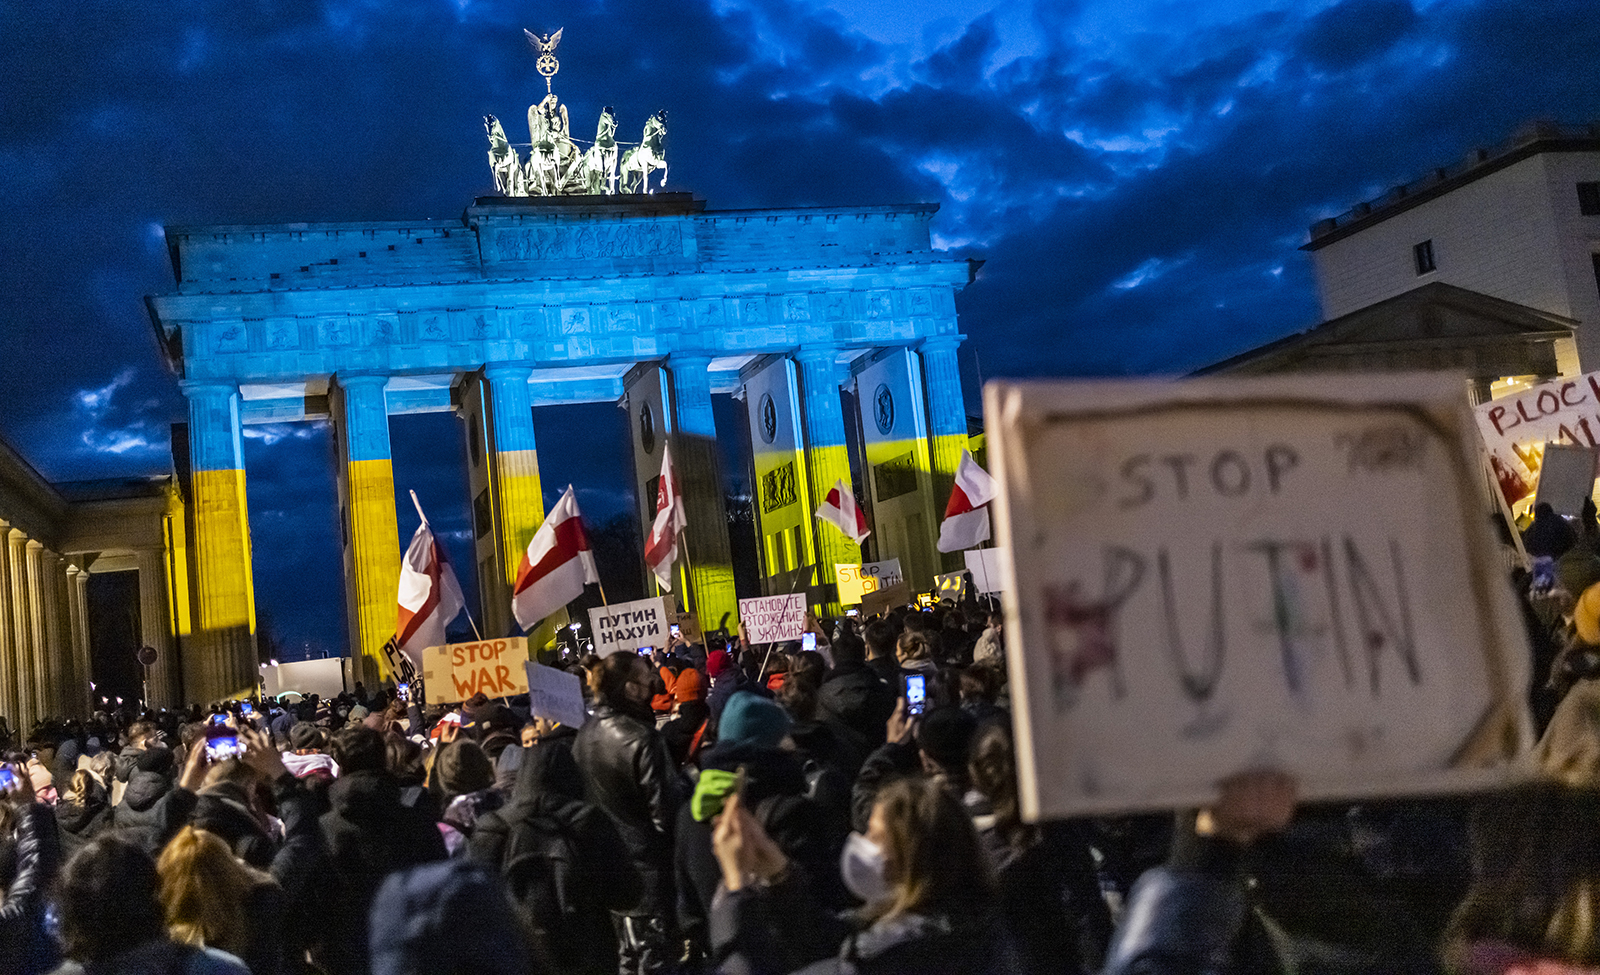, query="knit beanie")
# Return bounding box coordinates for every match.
[1559,549,1600,598]
[1577,582,1600,646]
[706,650,733,679]
[717,692,792,750]
[437,741,495,797]
[289,721,325,752]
